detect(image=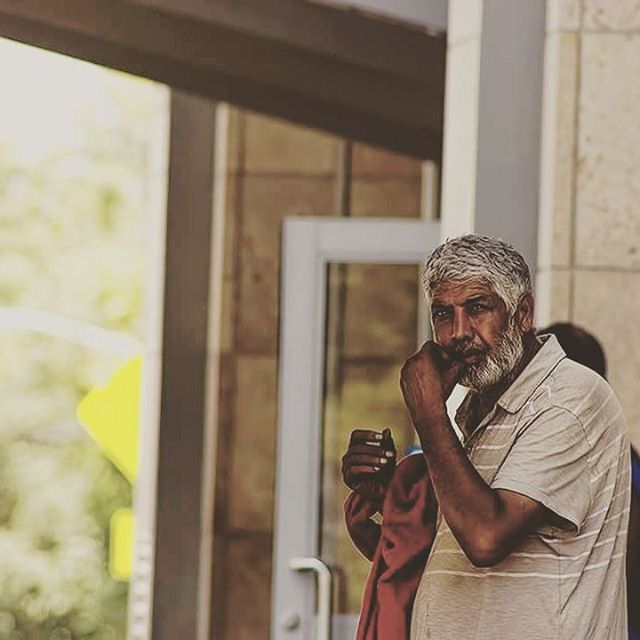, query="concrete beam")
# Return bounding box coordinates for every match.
[0,0,446,158]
